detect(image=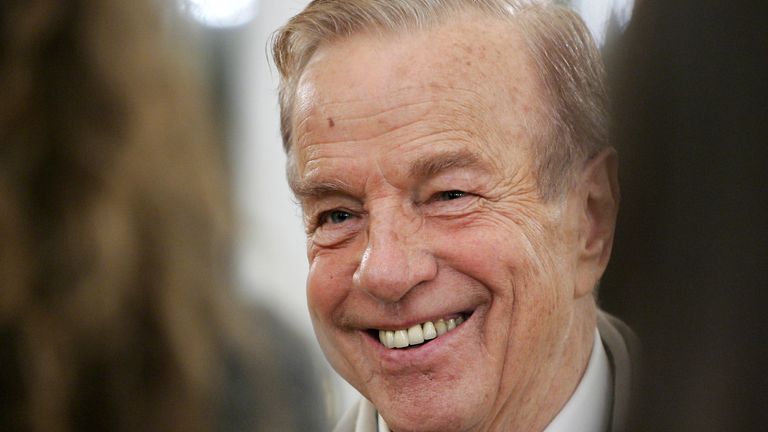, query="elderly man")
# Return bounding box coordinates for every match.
[272,1,636,431]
